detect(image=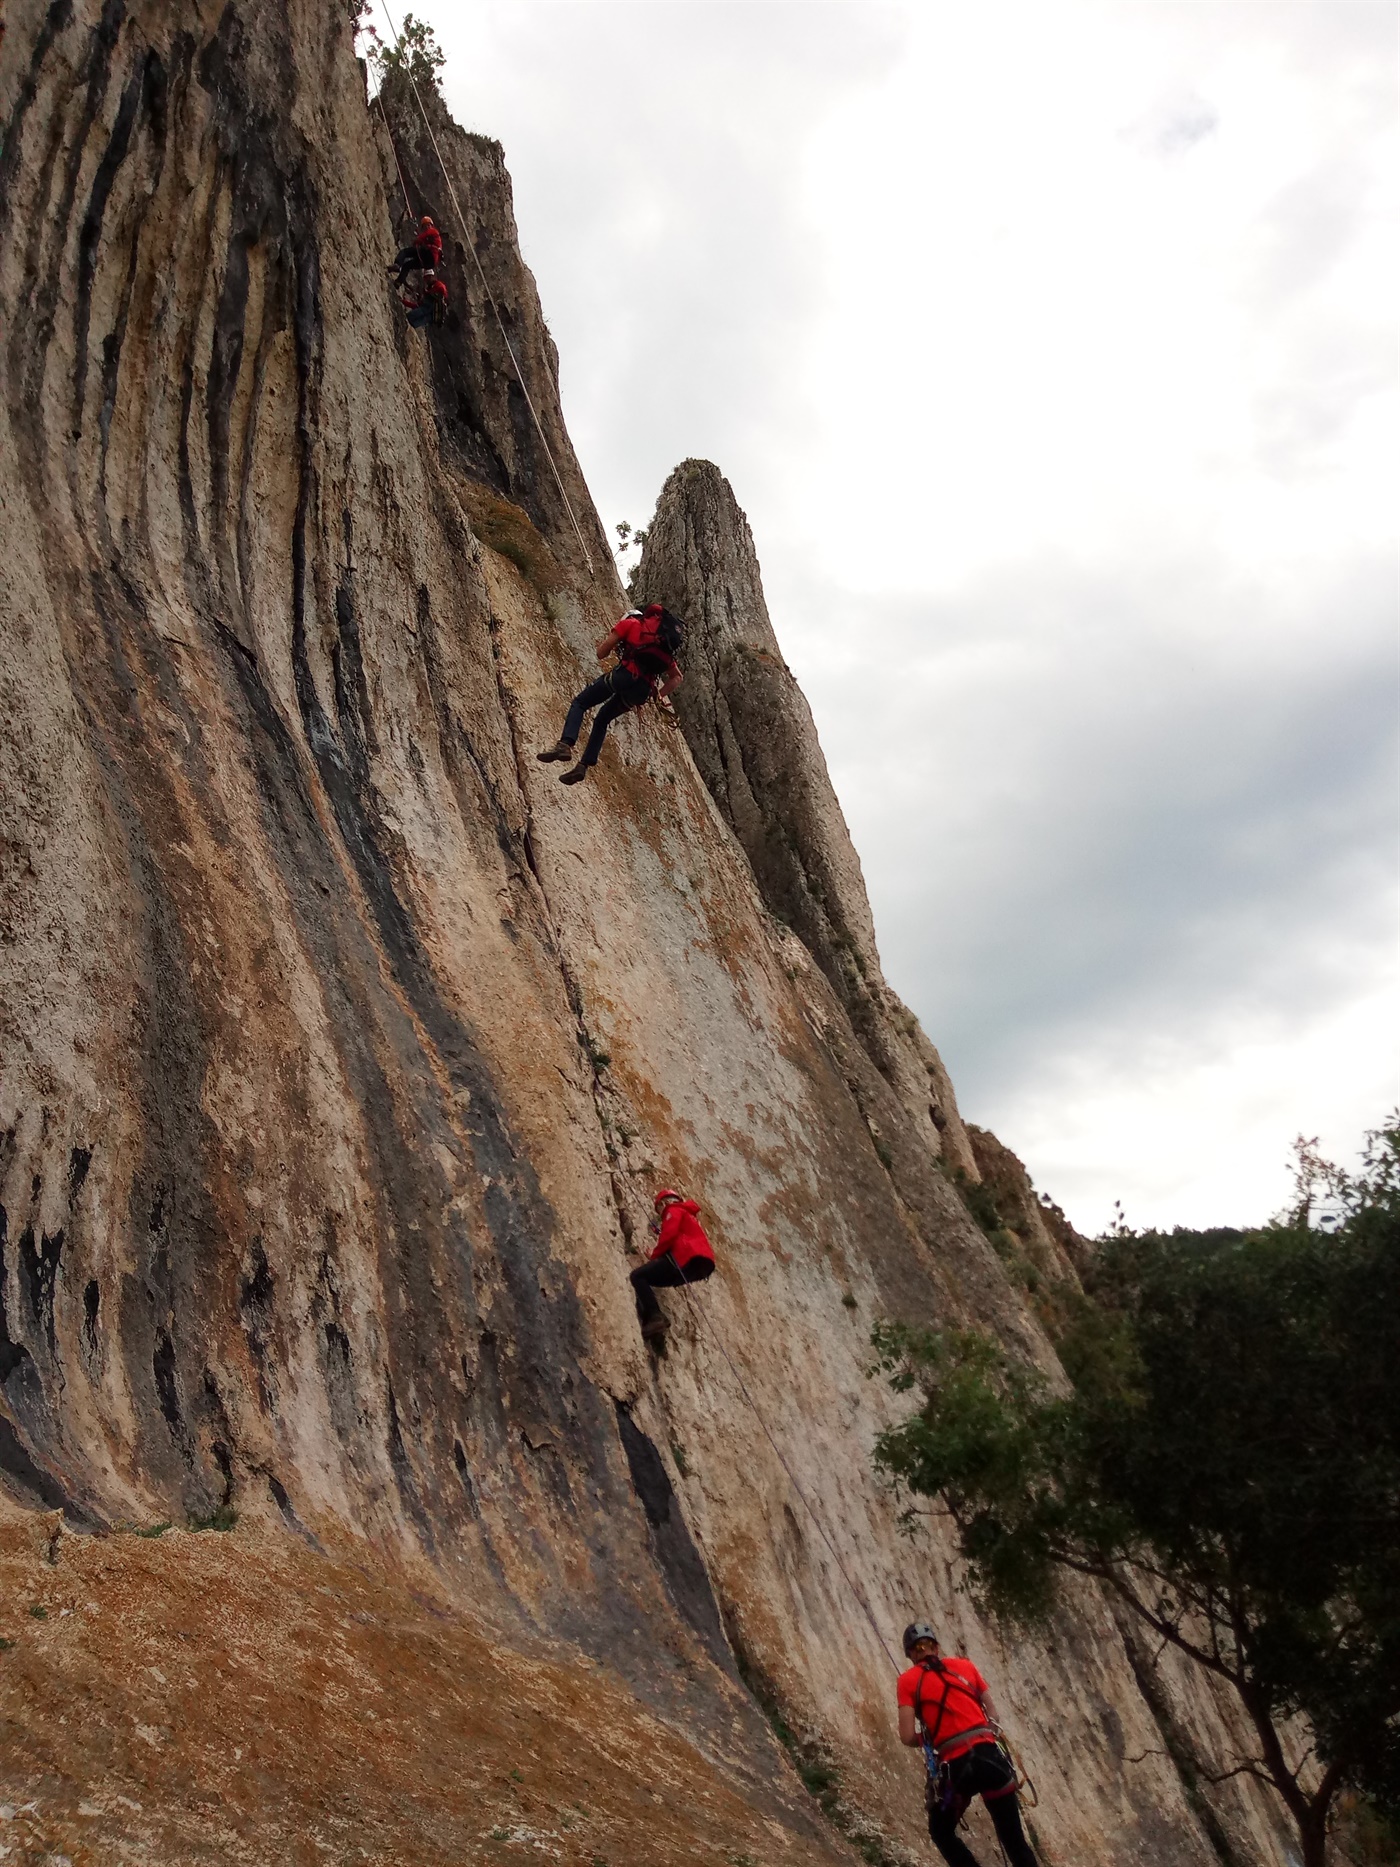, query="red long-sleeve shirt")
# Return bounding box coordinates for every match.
[649,1199,714,1270]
